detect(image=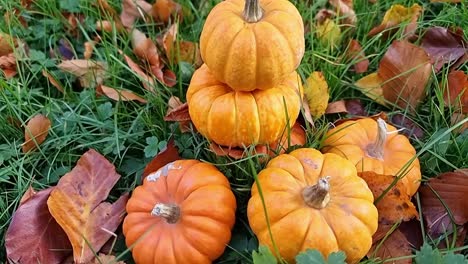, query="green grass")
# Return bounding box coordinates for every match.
[0,0,467,263]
